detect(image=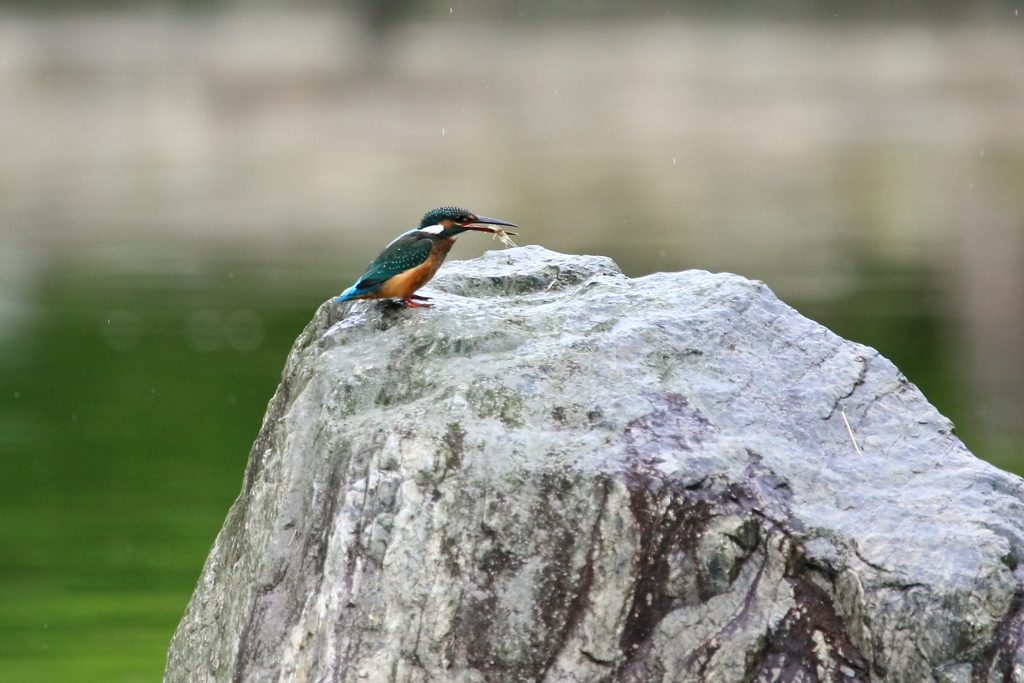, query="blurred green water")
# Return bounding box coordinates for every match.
[0,257,333,682]
[0,246,1016,682]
